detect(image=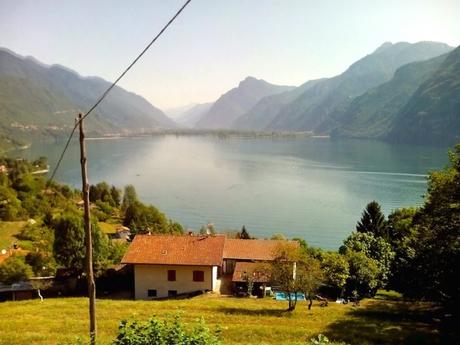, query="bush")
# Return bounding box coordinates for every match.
[113,315,221,345]
[0,255,33,284]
